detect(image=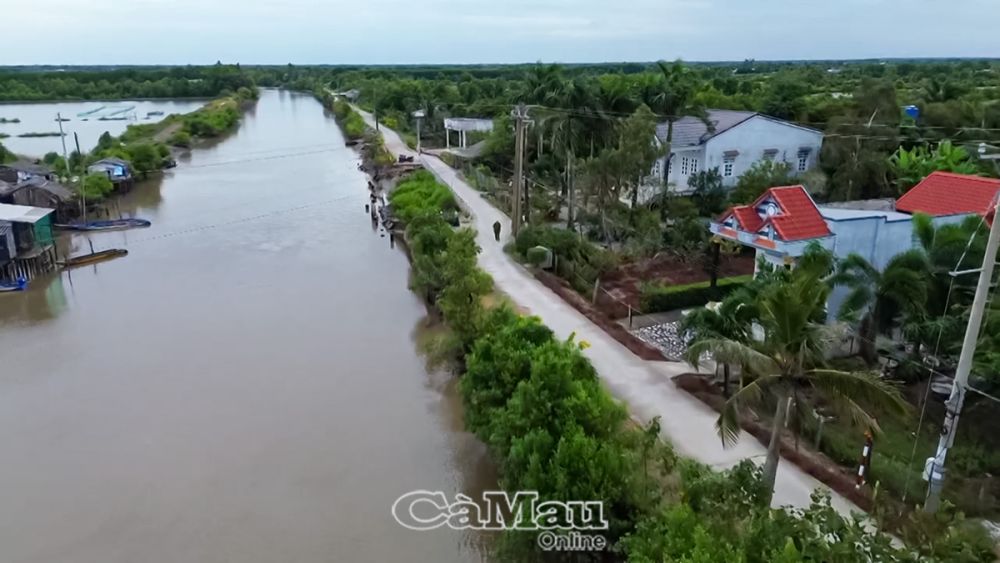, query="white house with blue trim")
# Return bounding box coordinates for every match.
[642,109,824,202]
